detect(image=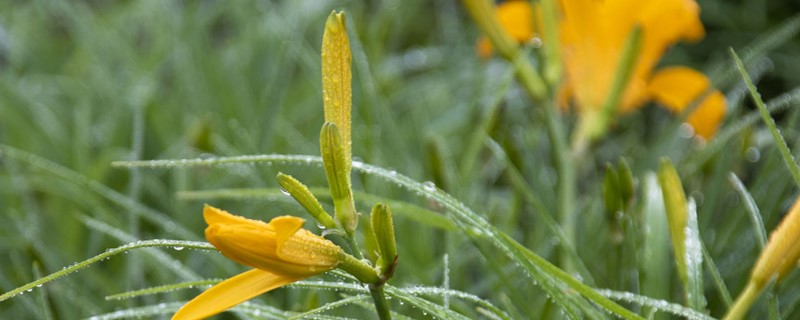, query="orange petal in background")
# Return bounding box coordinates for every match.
[646,66,726,139]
